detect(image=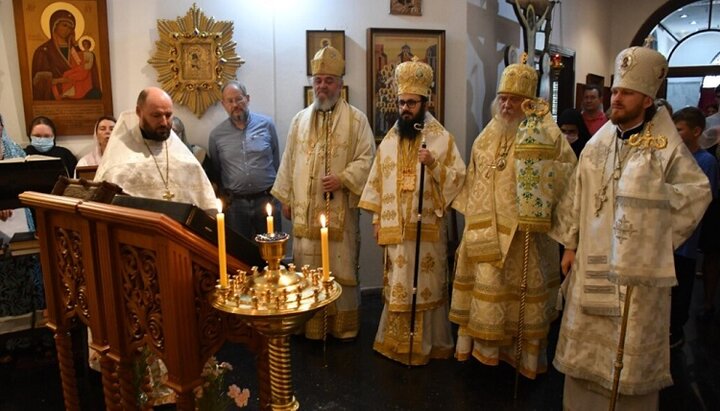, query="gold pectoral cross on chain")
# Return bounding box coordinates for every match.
[163,190,175,200]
